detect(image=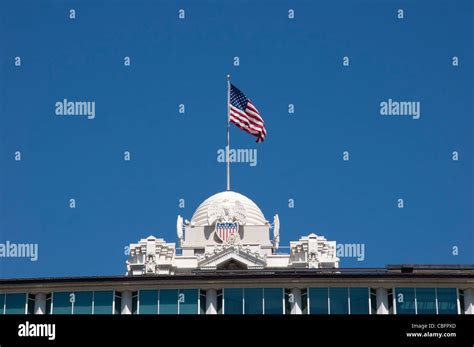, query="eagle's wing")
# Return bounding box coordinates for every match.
[207,202,224,225]
[232,200,247,225]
